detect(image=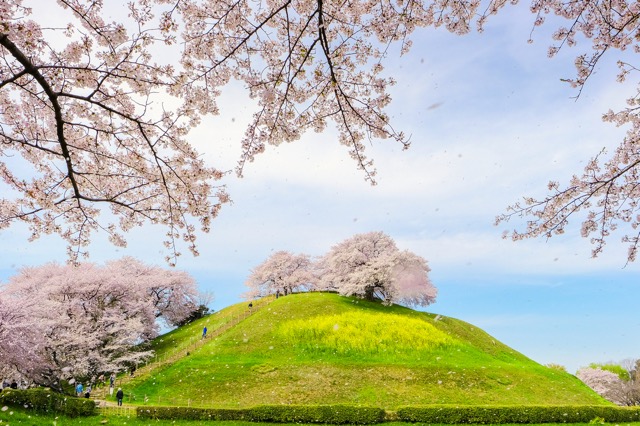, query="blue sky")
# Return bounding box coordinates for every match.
[1,2,639,374]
